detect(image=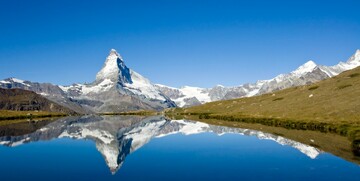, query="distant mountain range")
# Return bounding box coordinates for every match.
[182,64,360,124]
[0,49,359,112]
[0,116,321,174]
[157,49,360,107]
